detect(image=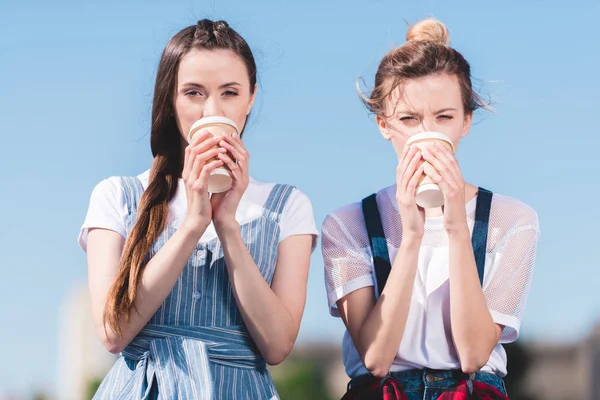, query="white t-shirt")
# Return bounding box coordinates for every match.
[321,185,539,378]
[79,170,318,252]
